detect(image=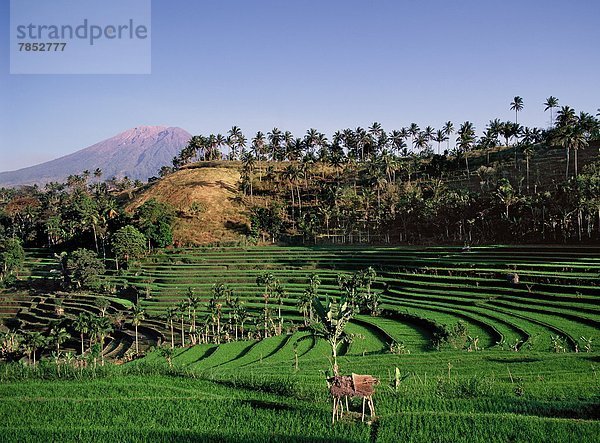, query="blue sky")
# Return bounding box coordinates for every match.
[1,0,599,171]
